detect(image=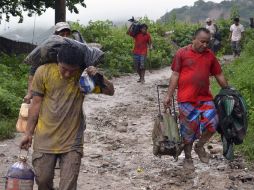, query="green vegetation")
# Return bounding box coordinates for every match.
[72,18,175,77]
[0,54,29,139]
[0,18,179,140]
[0,0,86,23]
[0,18,238,140]
[211,28,254,160]
[159,0,254,25]
[1,16,253,163]
[71,18,201,76]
